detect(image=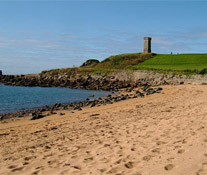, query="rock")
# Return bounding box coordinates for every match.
[29,113,44,120]
[0,116,4,121]
[40,108,46,112]
[73,106,82,110]
[146,87,163,95]
[54,103,62,108]
[137,92,144,98]
[17,114,24,118]
[17,112,25,118]
[90,102,96,107]
[58,112,65,116]
[154,87,163,91]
